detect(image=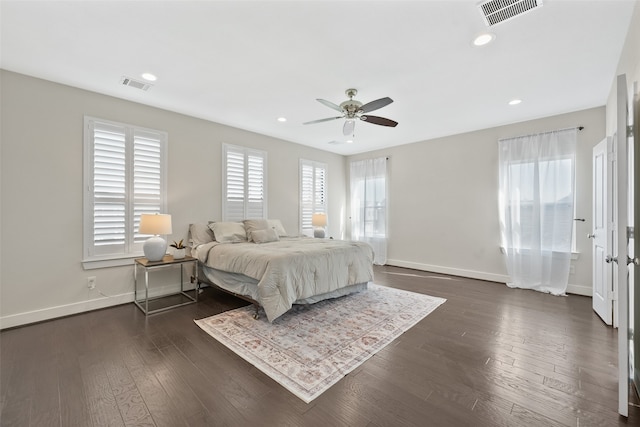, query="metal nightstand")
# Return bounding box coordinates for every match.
[134,255,199,315]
